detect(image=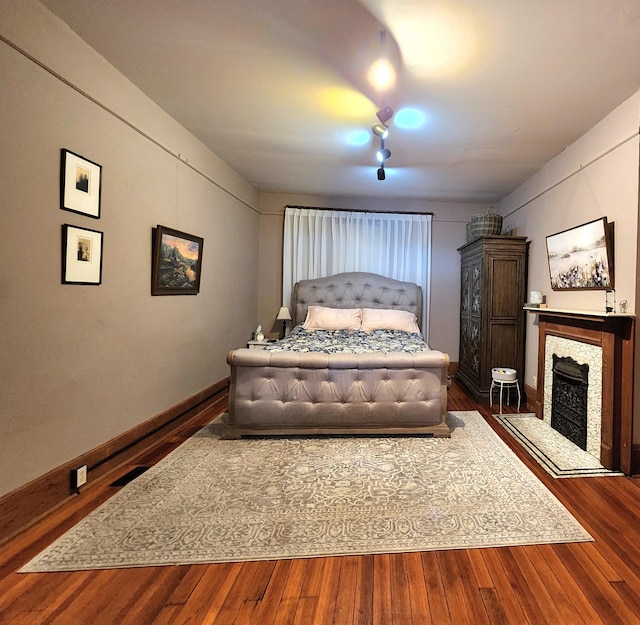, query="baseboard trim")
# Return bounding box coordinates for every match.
[523,382,537,413]
[0,378,229,547]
